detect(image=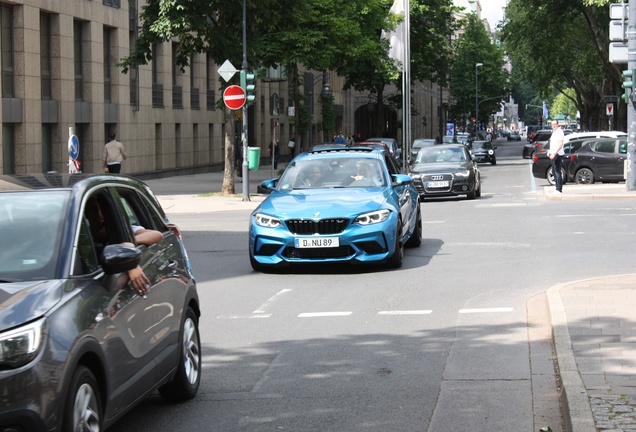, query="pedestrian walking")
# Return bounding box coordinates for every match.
[547,120,565,195]
[103,132,127,174]
[269,139,280,169]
